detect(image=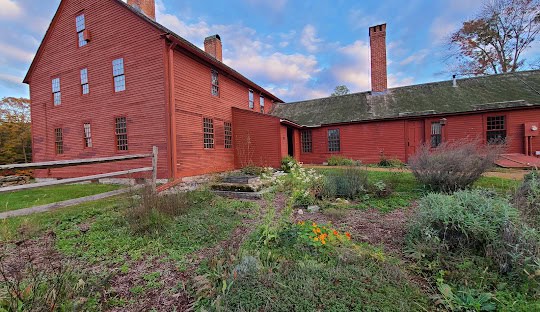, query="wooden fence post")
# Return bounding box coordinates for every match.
[152,146,158,190]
